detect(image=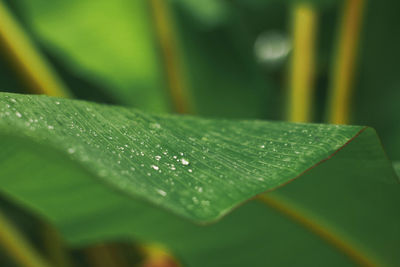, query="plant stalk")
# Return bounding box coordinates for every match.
[84,243,121,267]
[0,209,51,267]
[148,0,192,114]
[140,243,180,267]
[327,0,366,124]
[0,0,71,97]
[287,2,318,122]
[41,223,72,267]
